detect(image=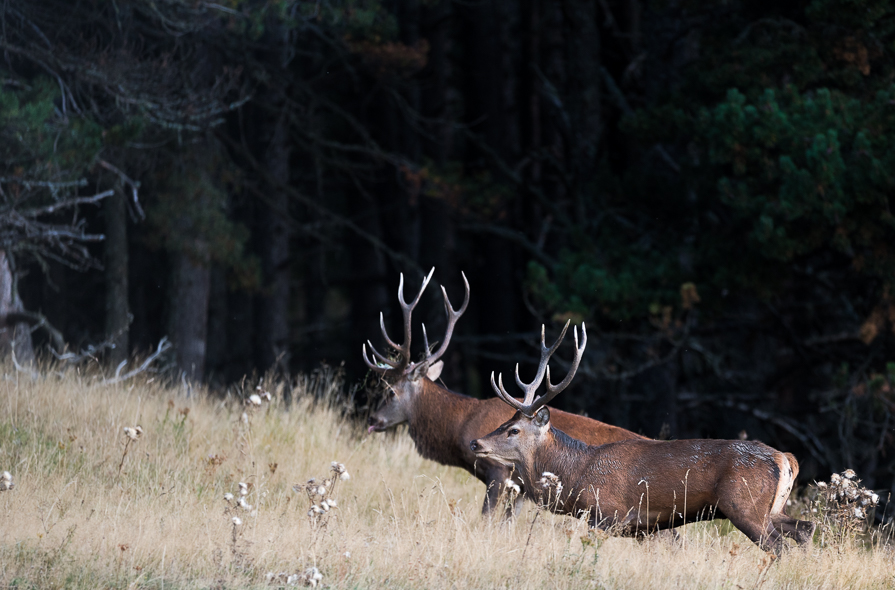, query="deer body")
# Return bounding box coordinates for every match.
[362,269,643,515]
[481,424,807,547]
[470,322,816,554]
[372,376,644,513]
